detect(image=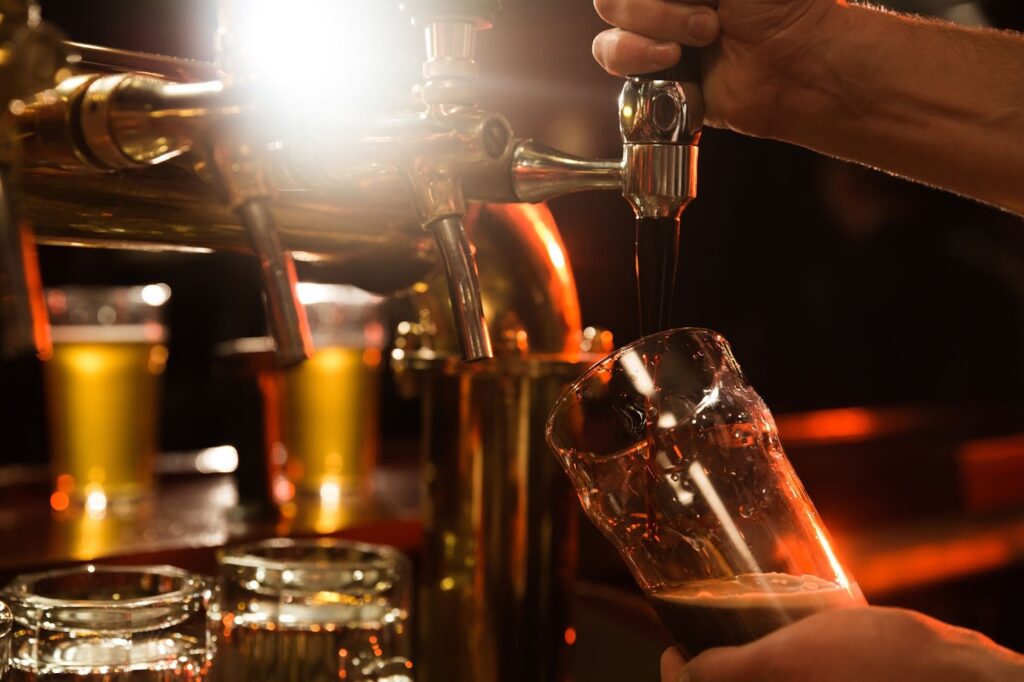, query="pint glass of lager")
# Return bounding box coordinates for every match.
[546,328,865,658]
[3,565,213,681]
[212,538,412,682]
[44,285,170,511]
[269,284,385,508]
